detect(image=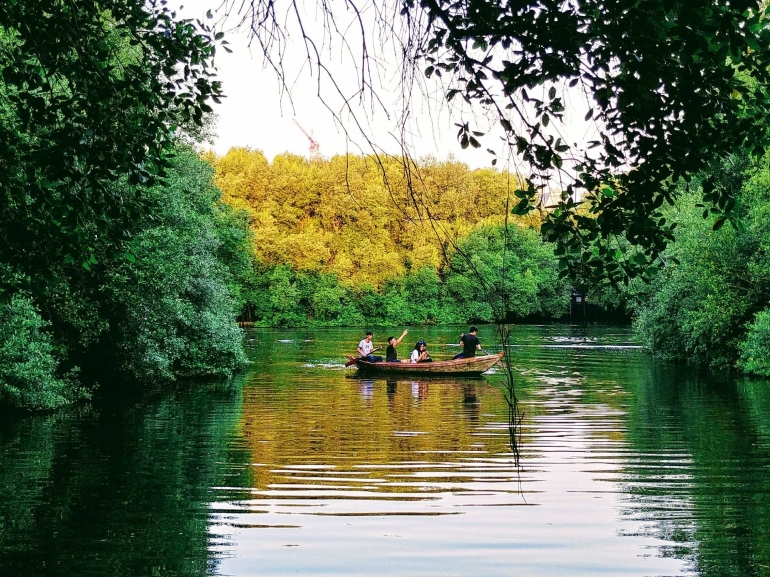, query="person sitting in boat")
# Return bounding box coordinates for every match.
[453,326,482,359]
[410,340,433,363]
[358,331,383,362]
[385,329,409,362]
